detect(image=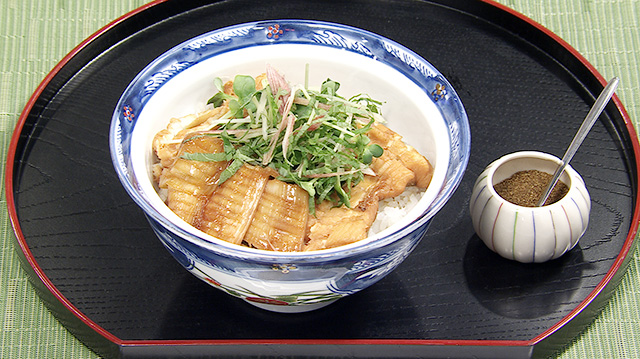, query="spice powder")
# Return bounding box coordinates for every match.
[493,170,569,207]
